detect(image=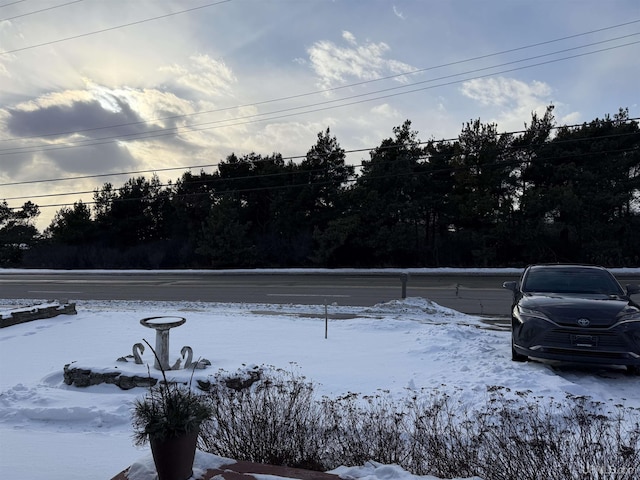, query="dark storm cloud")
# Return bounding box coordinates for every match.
[45,141,139,175]
[0,93,168,181]
[0,138,138,180]
[0,151,39,179]
[6,97,152,141]
[2,94,185,177]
